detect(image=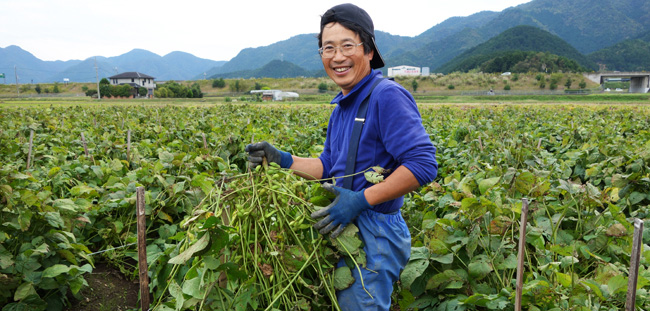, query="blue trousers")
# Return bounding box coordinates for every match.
[336,209,411,311]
